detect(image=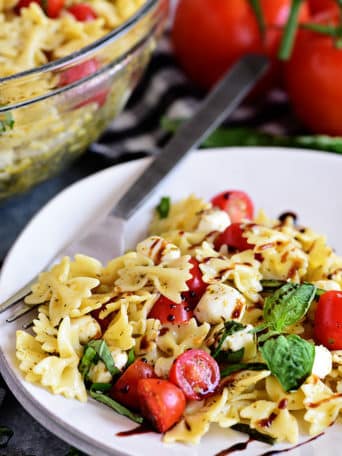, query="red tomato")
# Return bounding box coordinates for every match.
[214,223,253,252]
[148,295,193,324]
[110,359,155,410]
[15,0,64,17]
[169,349,220,400]
[91,305,113,333]
[314,291,342,350]
[172,0,309,90]
[308,0,338,14]
[137,378,186,432]
[182,258,207,308]
[284,25,342,135]
[211,190,254,223]
[67,3,97,21]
